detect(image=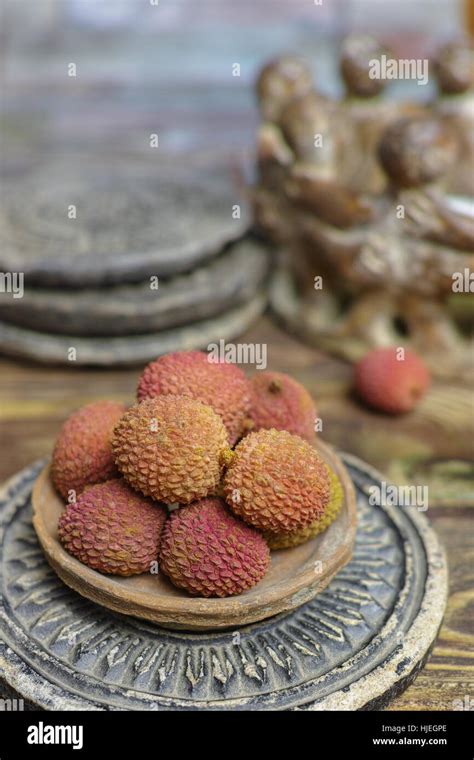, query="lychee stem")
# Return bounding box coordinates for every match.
[268,379,282,394]
[242,417,255,433]
[220,448,234,469]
